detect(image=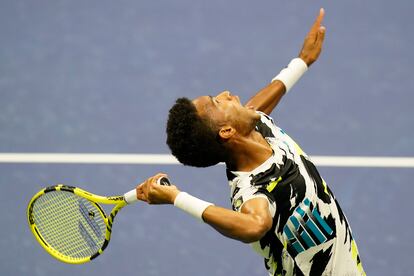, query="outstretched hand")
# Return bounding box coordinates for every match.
[136,173,180,204]
[299,8,326,66]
